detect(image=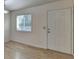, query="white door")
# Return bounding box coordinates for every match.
[48,8,73,54]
